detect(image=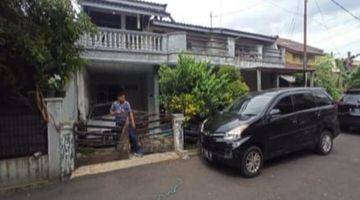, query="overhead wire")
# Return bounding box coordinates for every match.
[329,0,360,22]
